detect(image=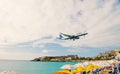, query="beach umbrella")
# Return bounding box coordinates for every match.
[60,64,73,70]
[0,70,19,74]
[76,66,85,72]
[82,62,89,67]
[95,62,104,67]
[74,63,85,68]
[85,64,101,72]
[72,66,85,74]
[108,60,114,64]
[115,54,120,61]
[54,70,72,74]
